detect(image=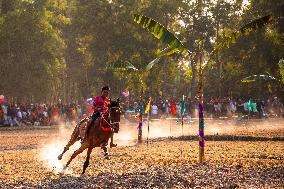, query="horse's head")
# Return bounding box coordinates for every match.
[108,98,120,133]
